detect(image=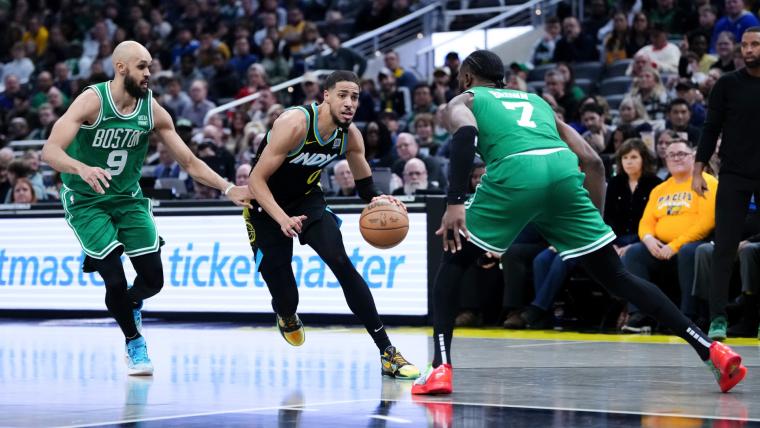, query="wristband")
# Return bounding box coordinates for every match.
[223,183,235,196]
